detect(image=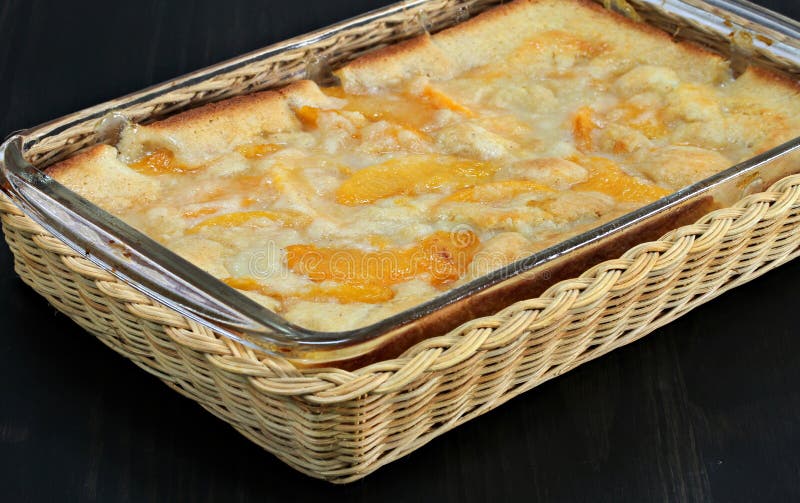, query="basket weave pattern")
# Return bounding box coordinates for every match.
[2,173,799,482]
[3,0,800,483]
